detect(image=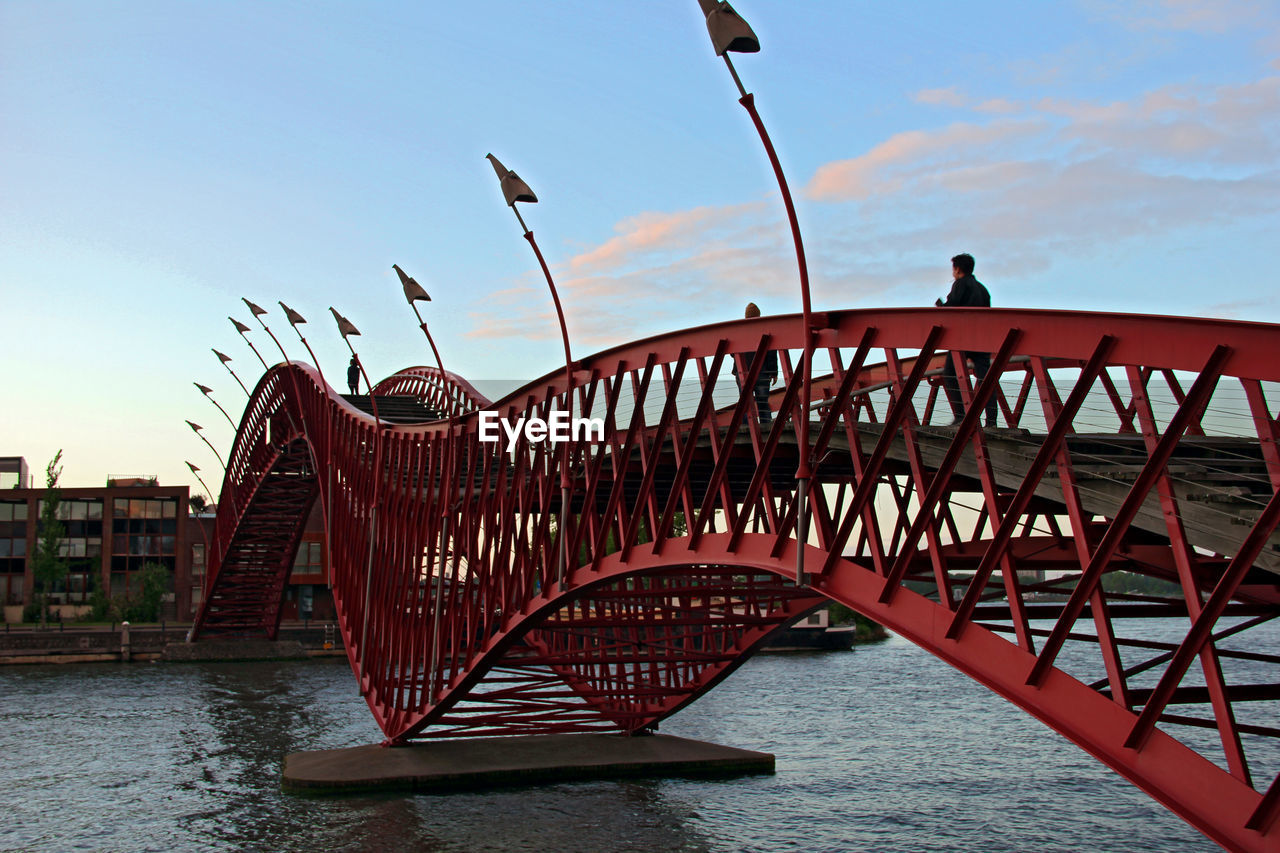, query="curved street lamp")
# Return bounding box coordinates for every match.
[230,316,270,371]
[186,420,225,473]
[279,302,328,388]
[485,153,575,592]
[243,297,306,438]
[696,0,815,585]
[194,382,236,428]
[280,301,335,597]
[213,349,250,397]
[185,461,217,621]
[185,460,217,510]
[243,299,292,364]
[330,306,384,687]
[329,308,381,419]
[393,264,447,378]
